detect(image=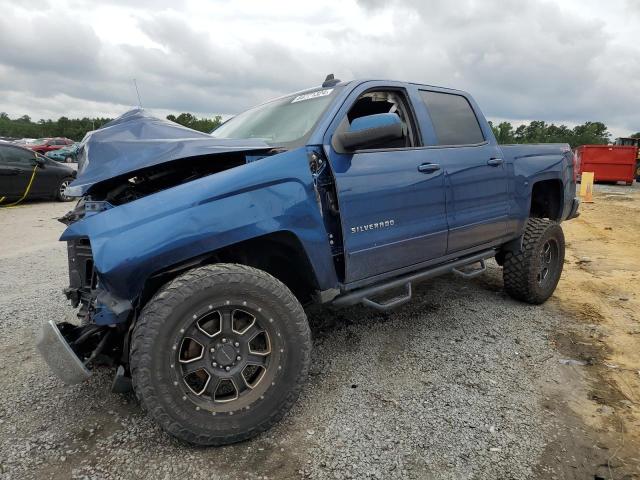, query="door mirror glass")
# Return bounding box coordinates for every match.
[335,113,403,151]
